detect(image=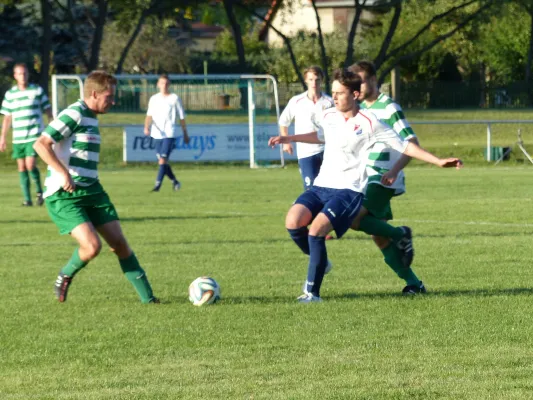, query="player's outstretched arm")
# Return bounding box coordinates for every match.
[0,115,11,152]
[279,126,293,155]
[268,132,322,147]
[381,142,462,186]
